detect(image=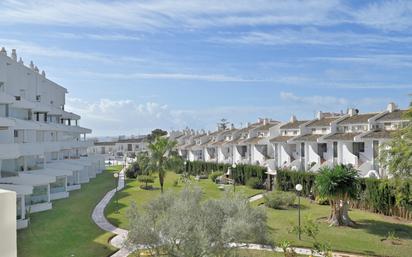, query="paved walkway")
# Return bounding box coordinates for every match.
[91,170,366,257]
